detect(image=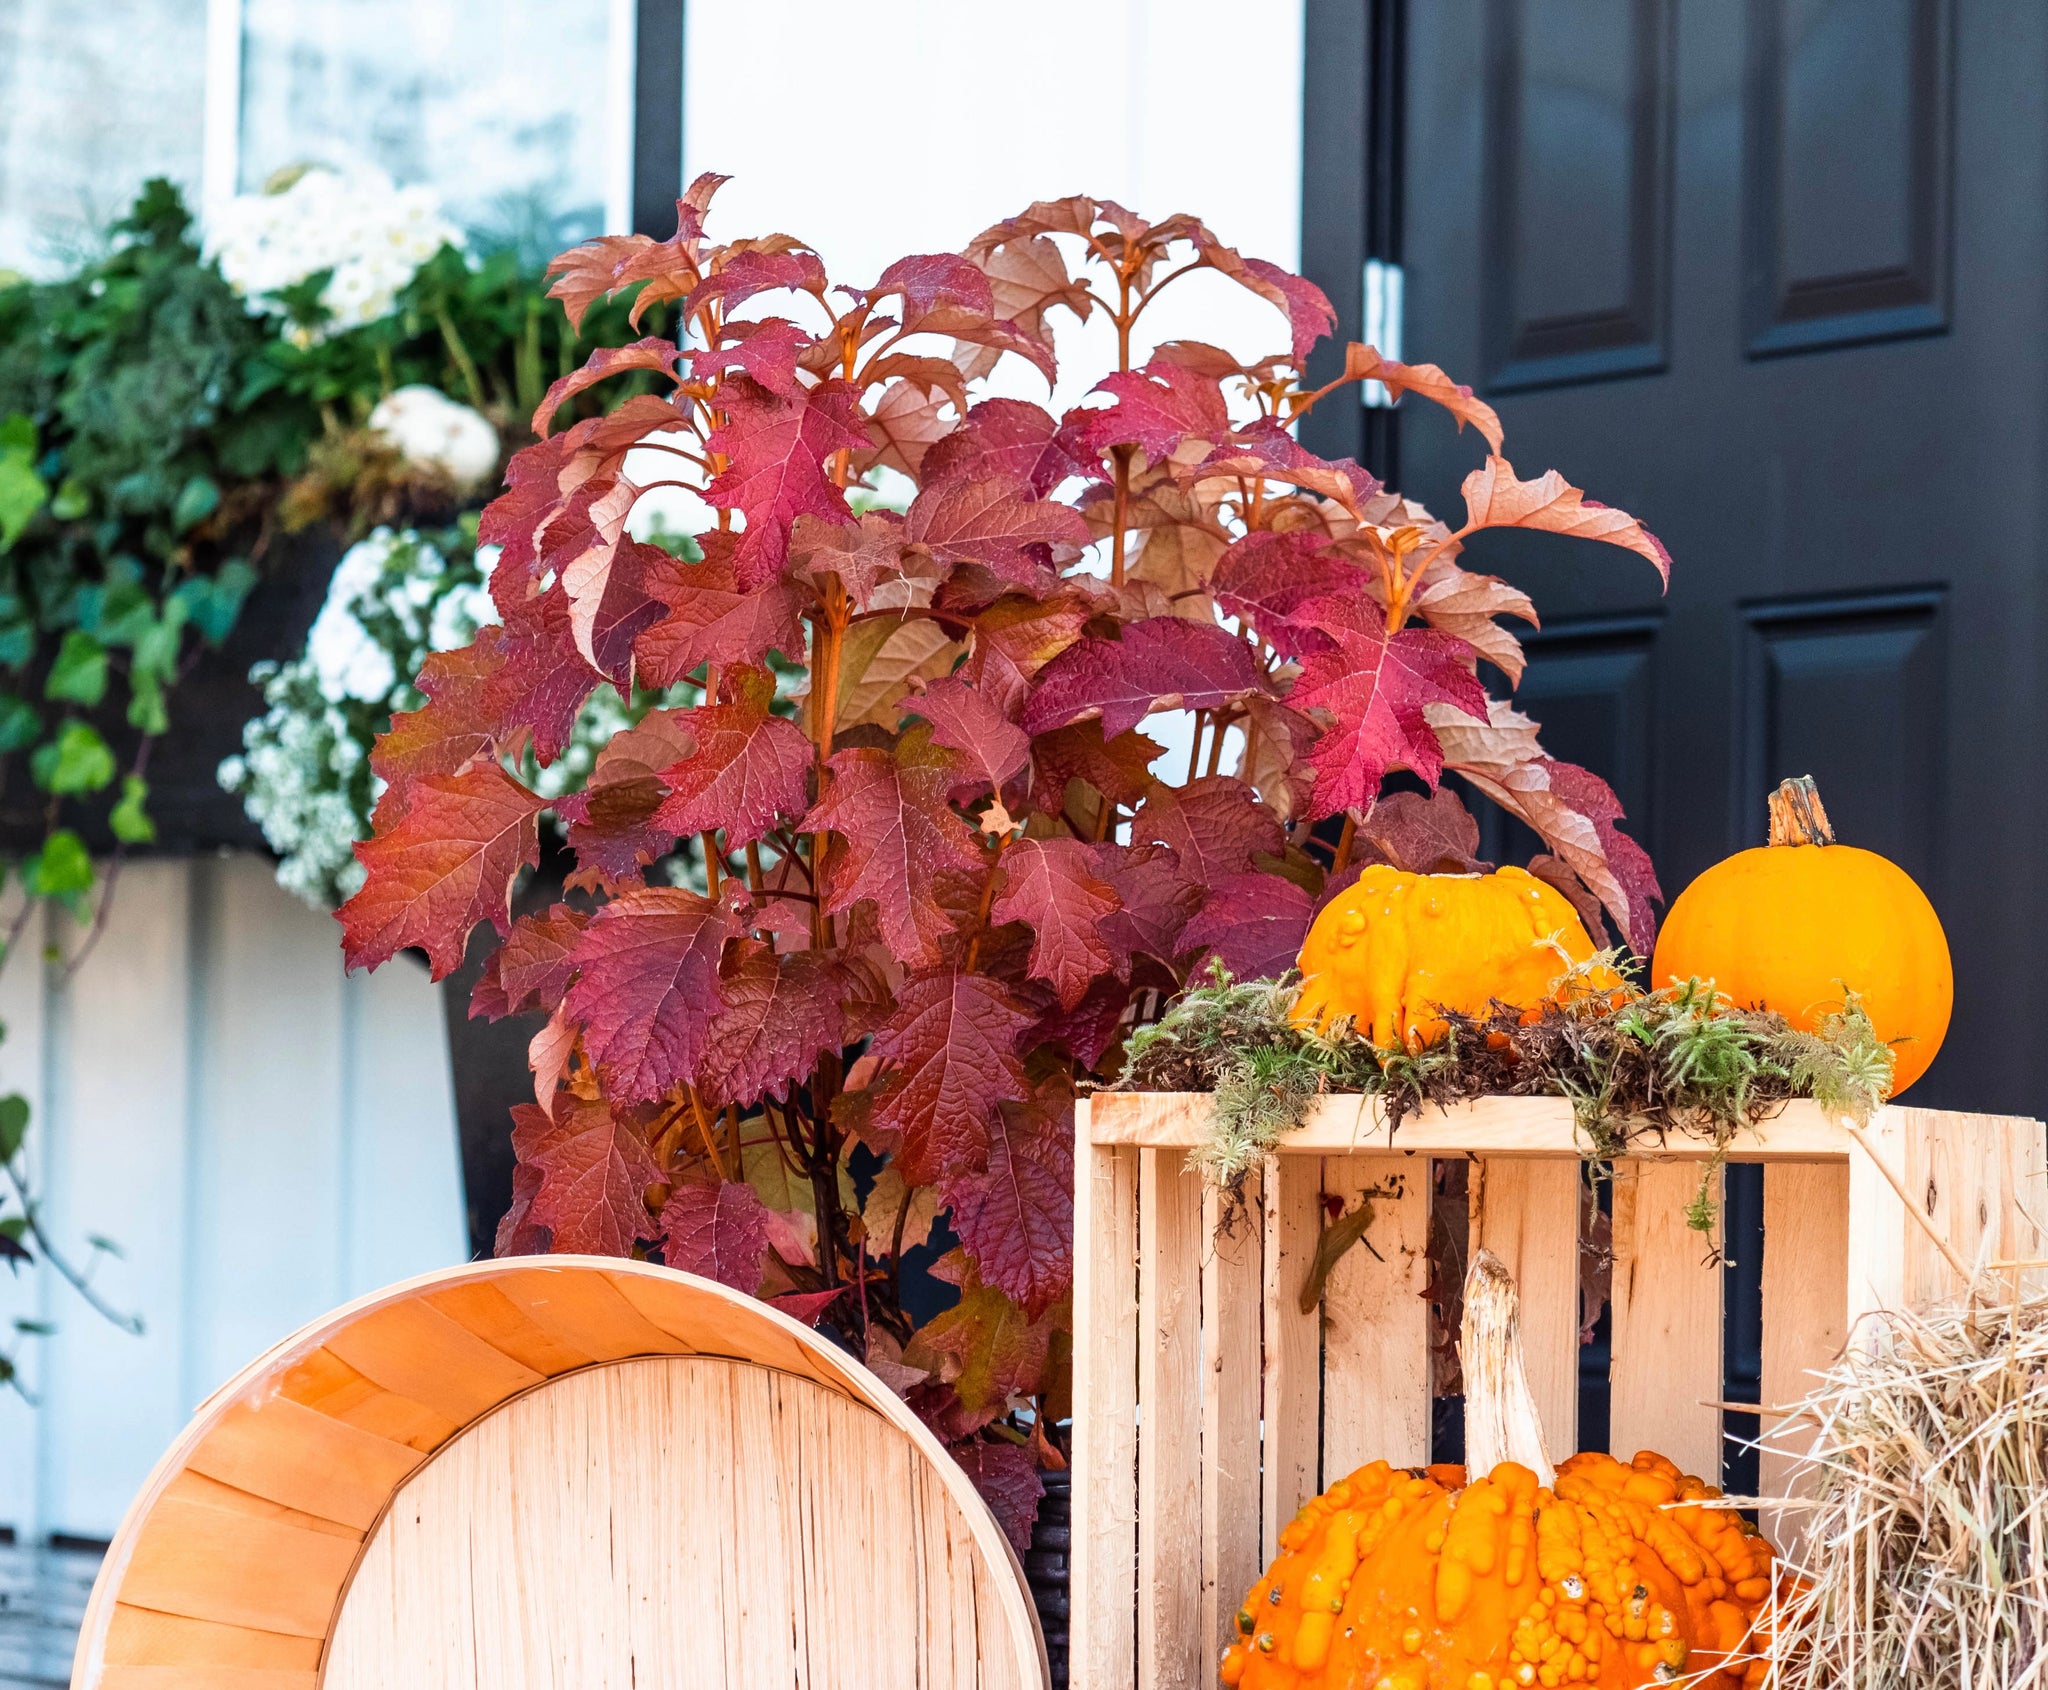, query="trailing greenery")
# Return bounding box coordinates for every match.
[1121,960,1894,1233]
